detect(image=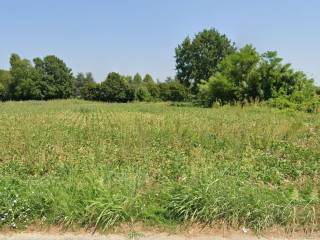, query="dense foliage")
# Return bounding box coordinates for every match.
[175,28,236,92]
[159,77,190,102]
[0,69,11,101]
[6,54,73,100]
[0,28,319,112]
[197,44,319,111]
